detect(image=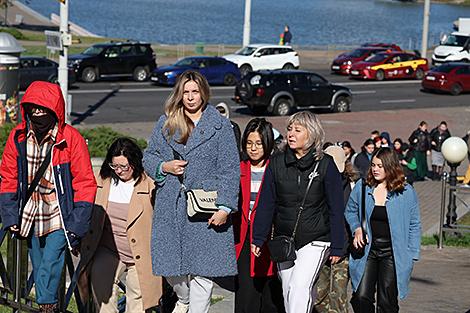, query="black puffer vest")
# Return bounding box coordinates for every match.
[270,148,333,249]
